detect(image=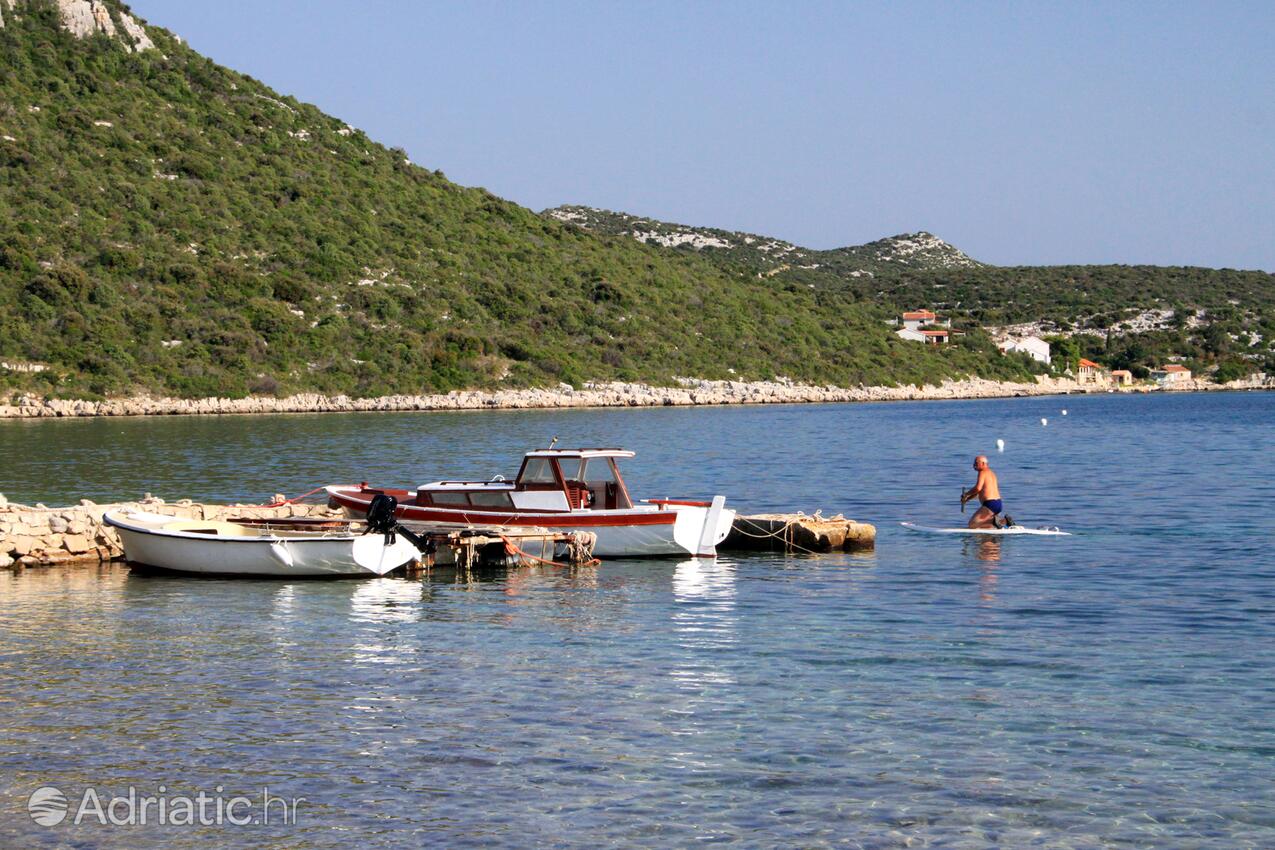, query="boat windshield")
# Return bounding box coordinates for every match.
[573,457,633,509]
[519,457,558,486]
[578,459,613,486]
